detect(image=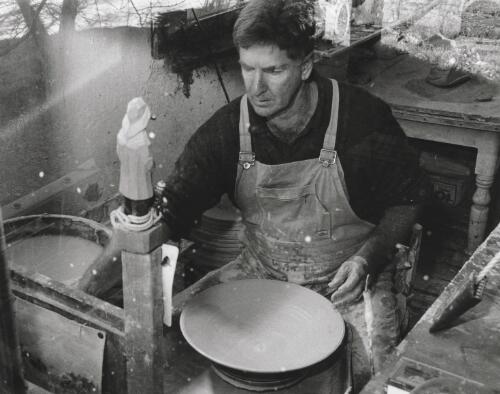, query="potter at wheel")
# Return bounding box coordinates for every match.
[180,279,345,374]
